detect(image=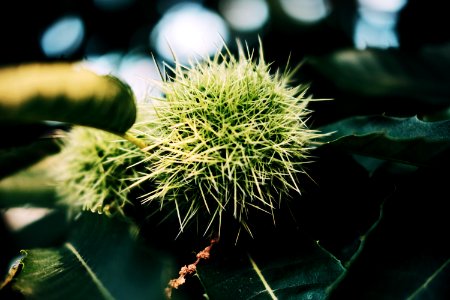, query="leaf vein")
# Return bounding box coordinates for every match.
[248,253,278,300]
[405,258,450,300]
[64,242,115,300]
